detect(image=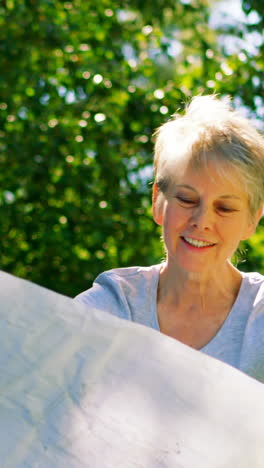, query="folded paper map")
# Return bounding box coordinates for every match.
[0,270,263,467]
